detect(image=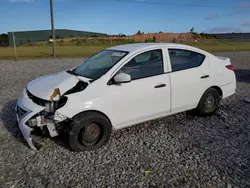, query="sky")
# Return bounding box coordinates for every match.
[0,0,250,35]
